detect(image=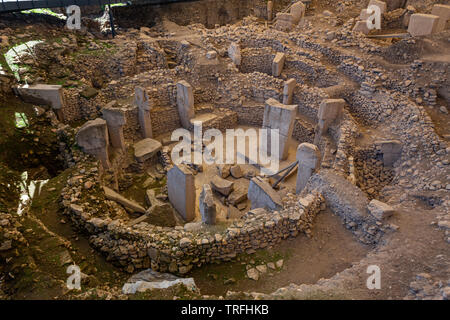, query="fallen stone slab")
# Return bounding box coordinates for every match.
[122,269,197,294]
[303,169,370,224]
[103,186,146,214]
[134,138,162,163]
[248,177,282,210]
[367,199,394,220]
[211,175,234,196]
[14,84,66,121]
